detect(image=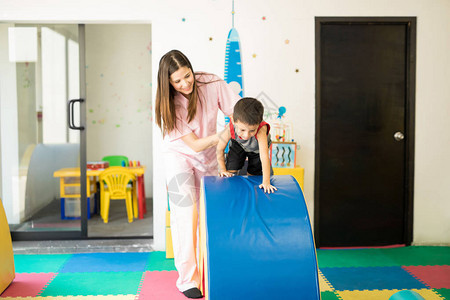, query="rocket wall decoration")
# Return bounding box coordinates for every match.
[224,0,244,98]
